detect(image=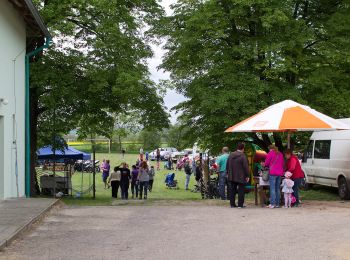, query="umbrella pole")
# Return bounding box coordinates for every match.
[287,131,291,149]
